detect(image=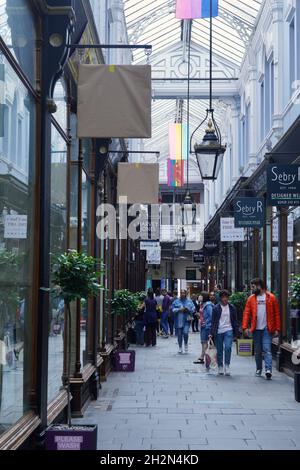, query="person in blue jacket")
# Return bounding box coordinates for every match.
[172,289,195,354]
[194,292,213,366]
